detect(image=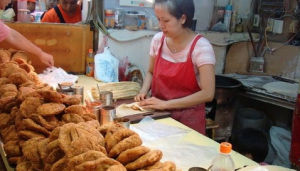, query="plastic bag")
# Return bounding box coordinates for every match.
[94,47,119,82]
[118,56,129,81]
